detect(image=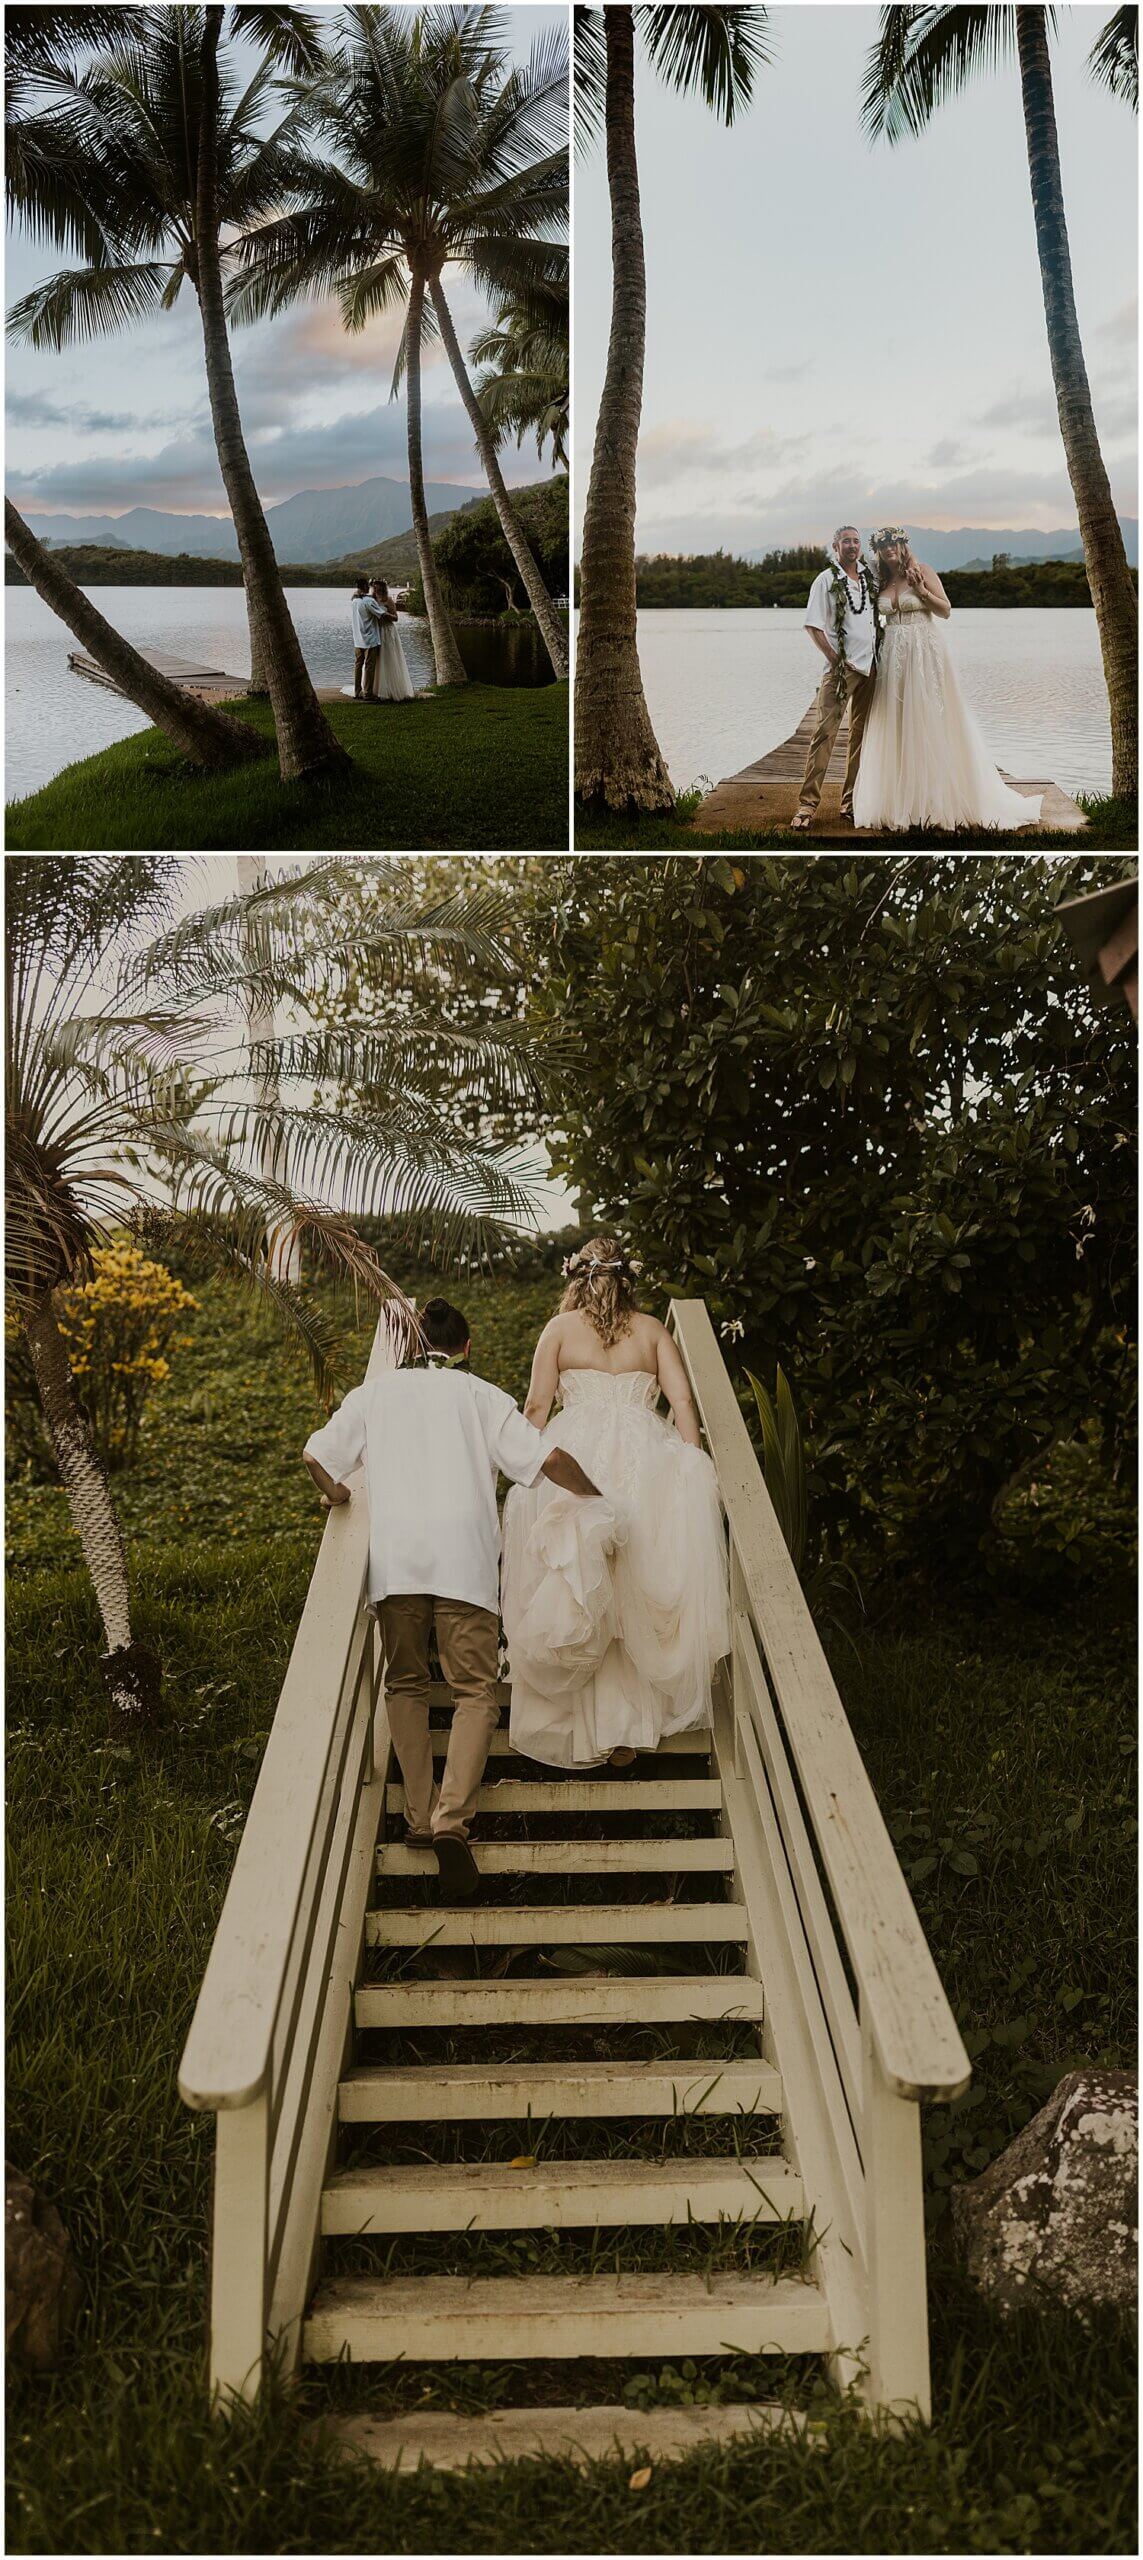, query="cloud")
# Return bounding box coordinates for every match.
[1097,295,1138,345]
[636,416,812,491]
[7,388,536,515]
[6,387,186,435]
[975,376,1136,444]
[926,437,976,468]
